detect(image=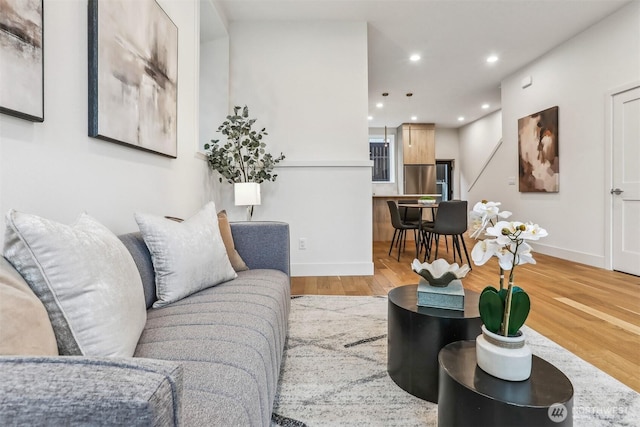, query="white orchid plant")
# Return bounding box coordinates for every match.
[469,201,548,337]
